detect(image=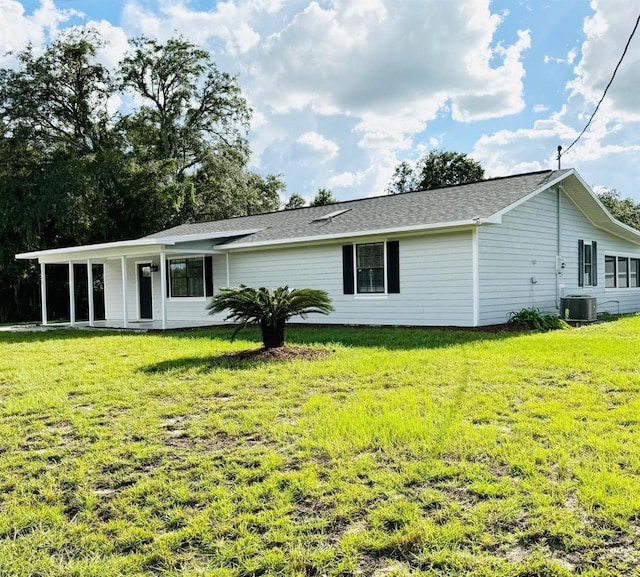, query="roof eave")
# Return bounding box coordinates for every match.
[15,228,267,261]
[214,219,486,251]
[561,172,640,245]
[15,238,176,260]
[488,169,577,222]
[144,228,264,243]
